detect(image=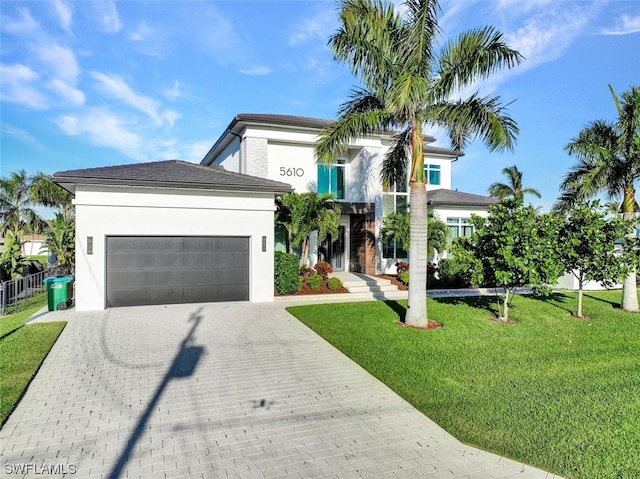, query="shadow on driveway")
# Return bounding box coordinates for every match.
[106,307,204,479]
